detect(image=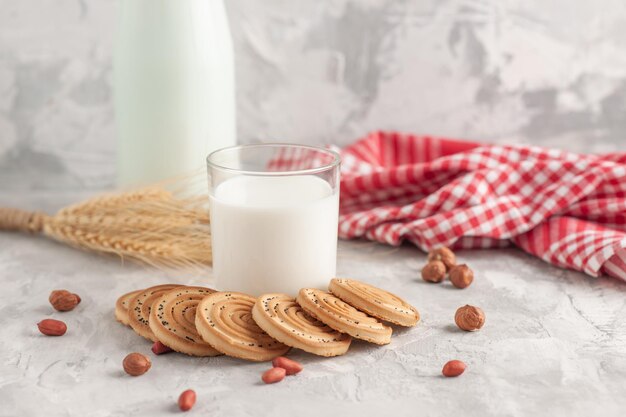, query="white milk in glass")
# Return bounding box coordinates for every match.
[210,175,339,296]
